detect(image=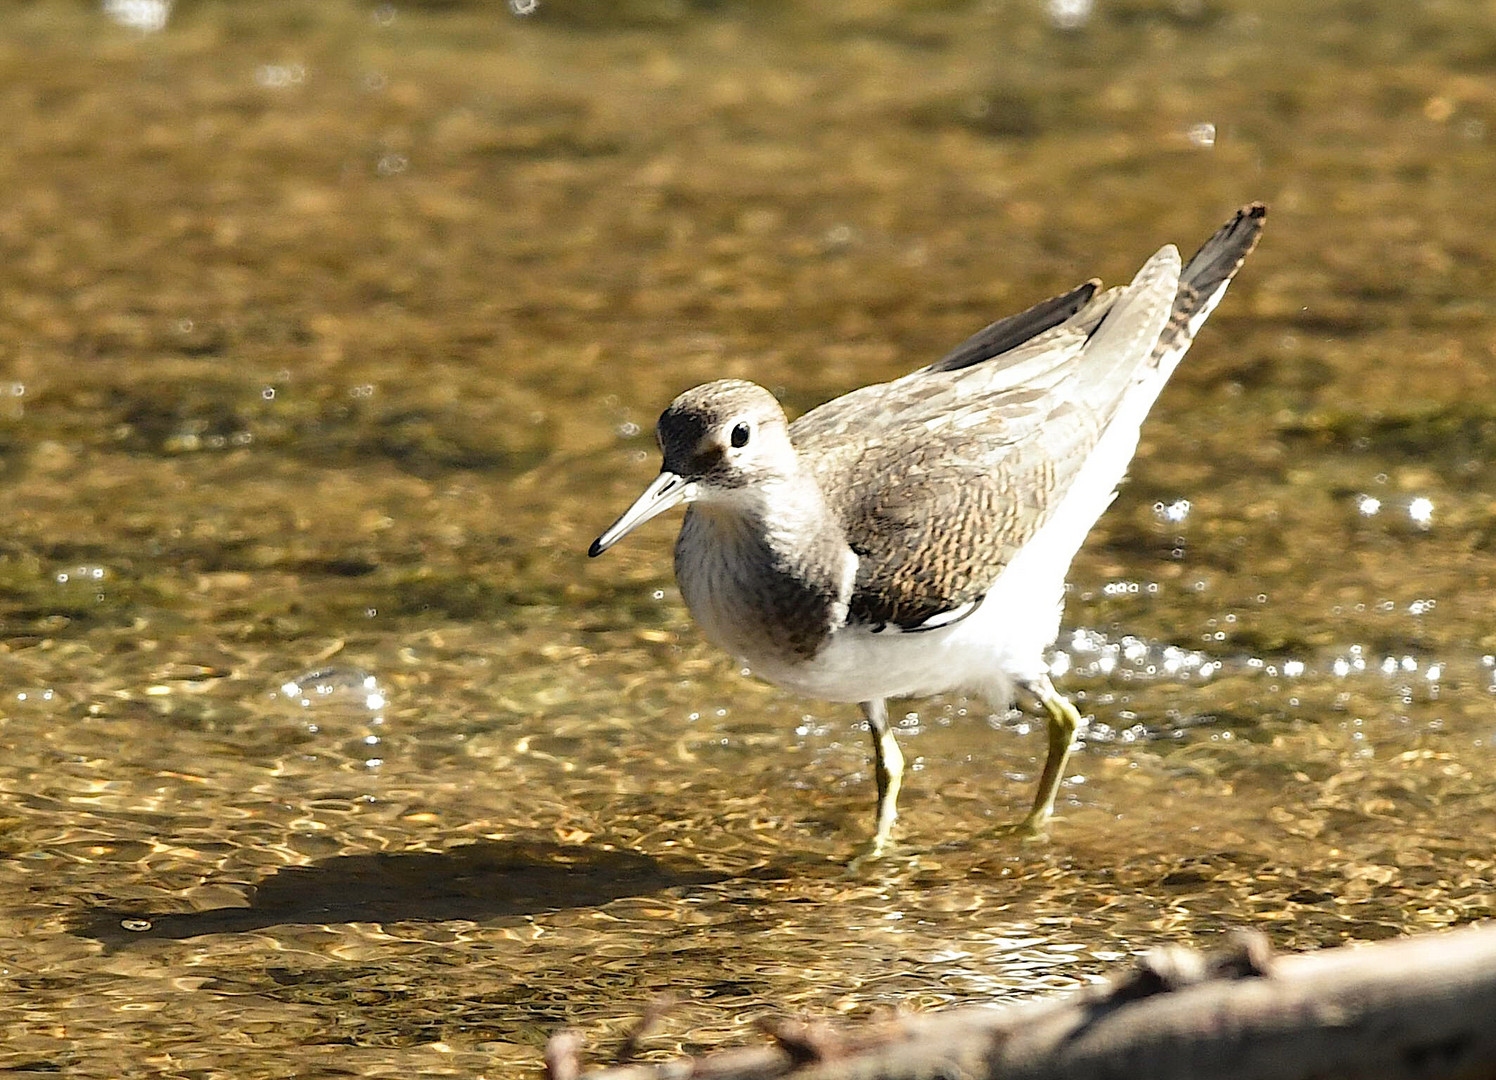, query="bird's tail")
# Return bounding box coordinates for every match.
[1154,202,1267,371]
